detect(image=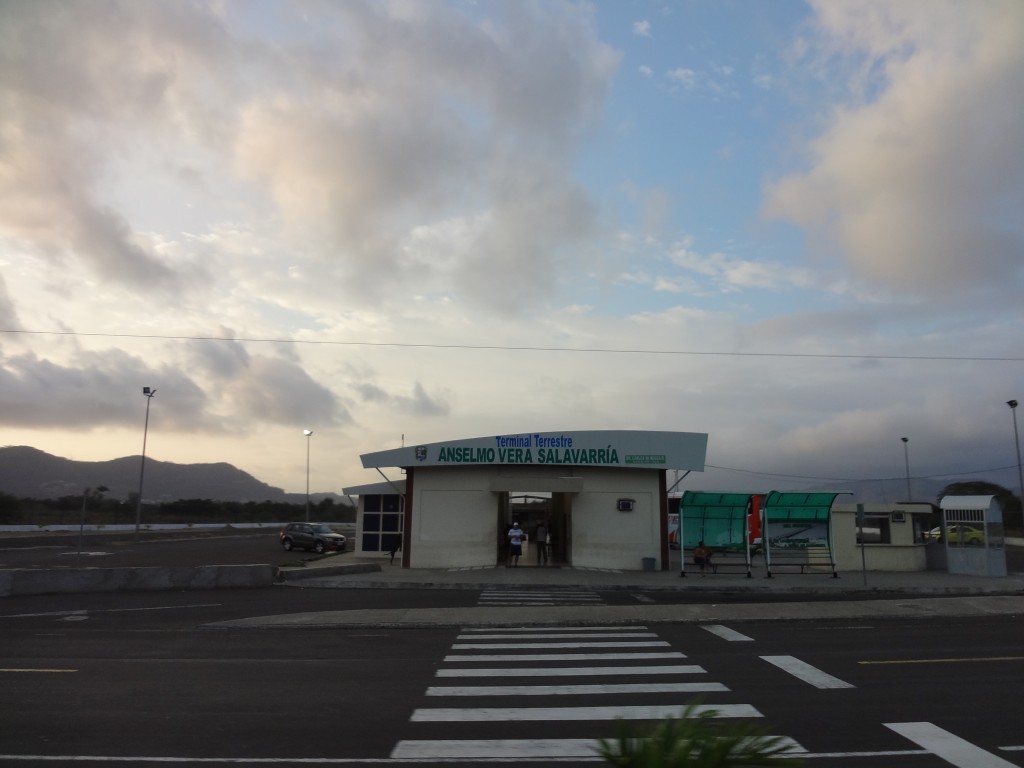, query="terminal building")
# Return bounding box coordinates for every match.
[341,431,1008,578]
[342,430,709,571]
